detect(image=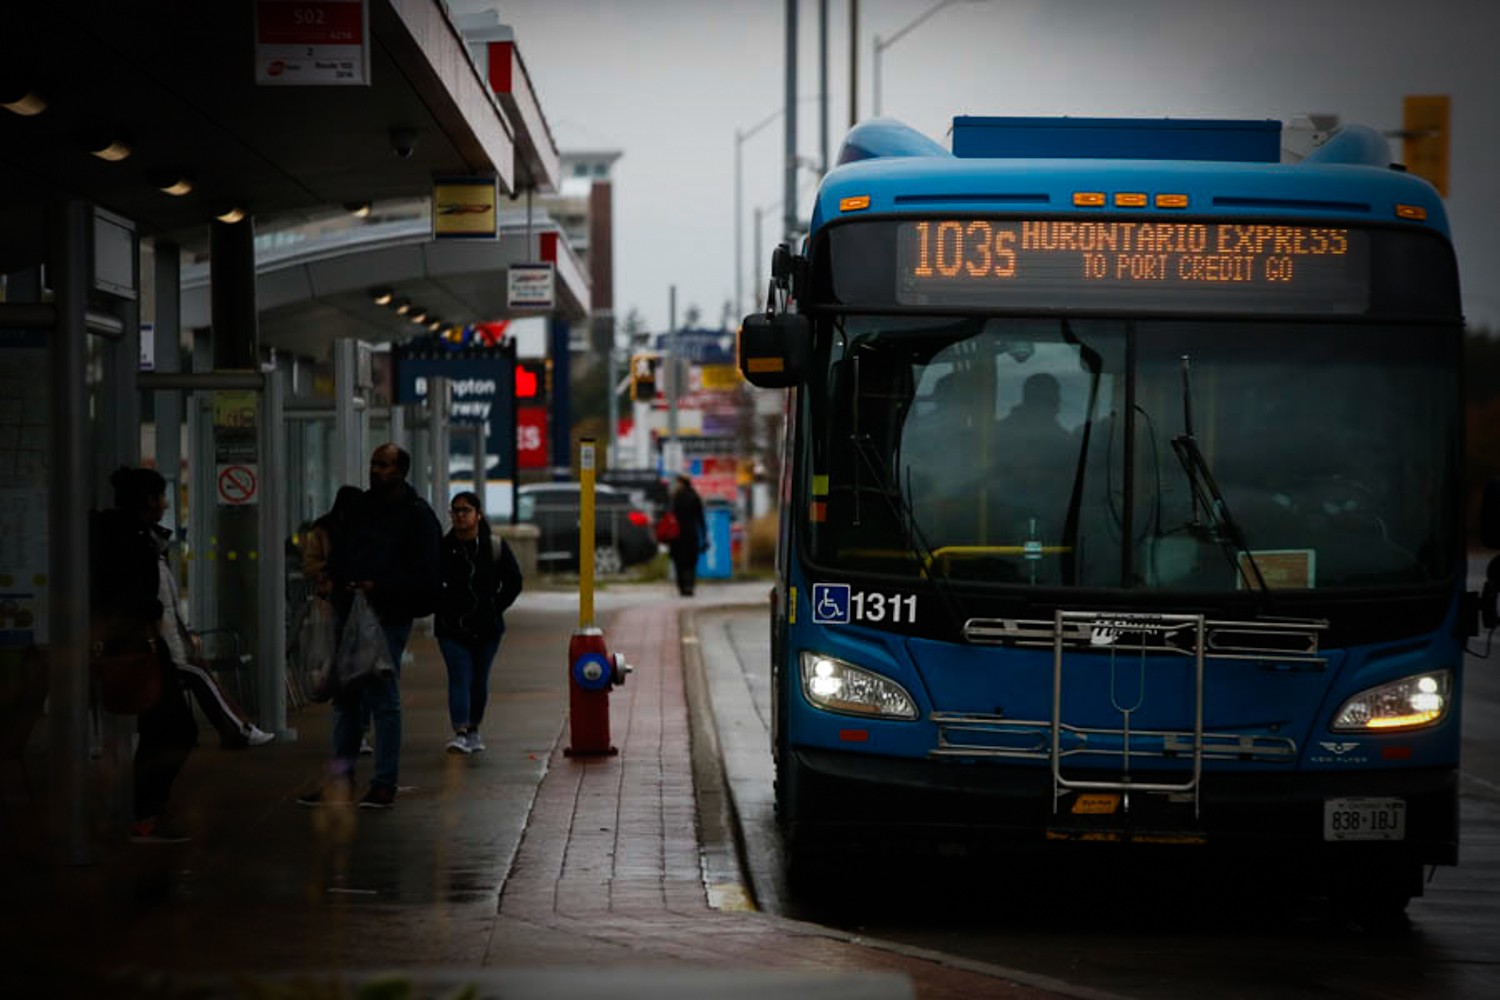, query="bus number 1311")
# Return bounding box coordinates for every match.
[851,591,919,624]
